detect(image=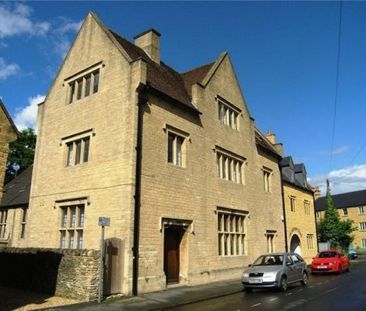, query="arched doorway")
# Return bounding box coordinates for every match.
[290,234,301,255]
